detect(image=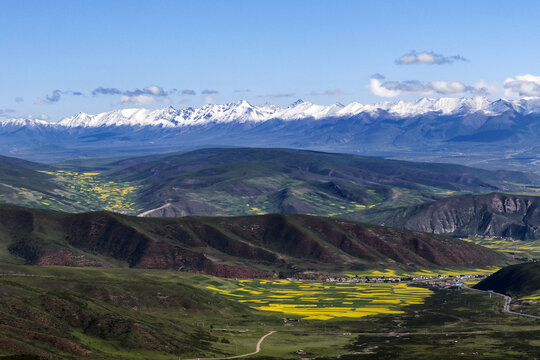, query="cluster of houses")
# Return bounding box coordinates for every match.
[317,273,487,285]
[323,276,402,283]
[426,275,486,289]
